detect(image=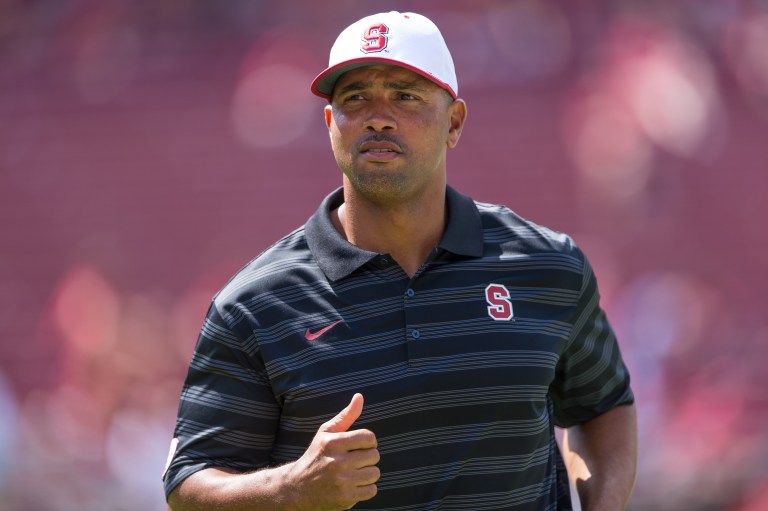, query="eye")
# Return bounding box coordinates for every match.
[398,92,419,101]
[344,93,366,102]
